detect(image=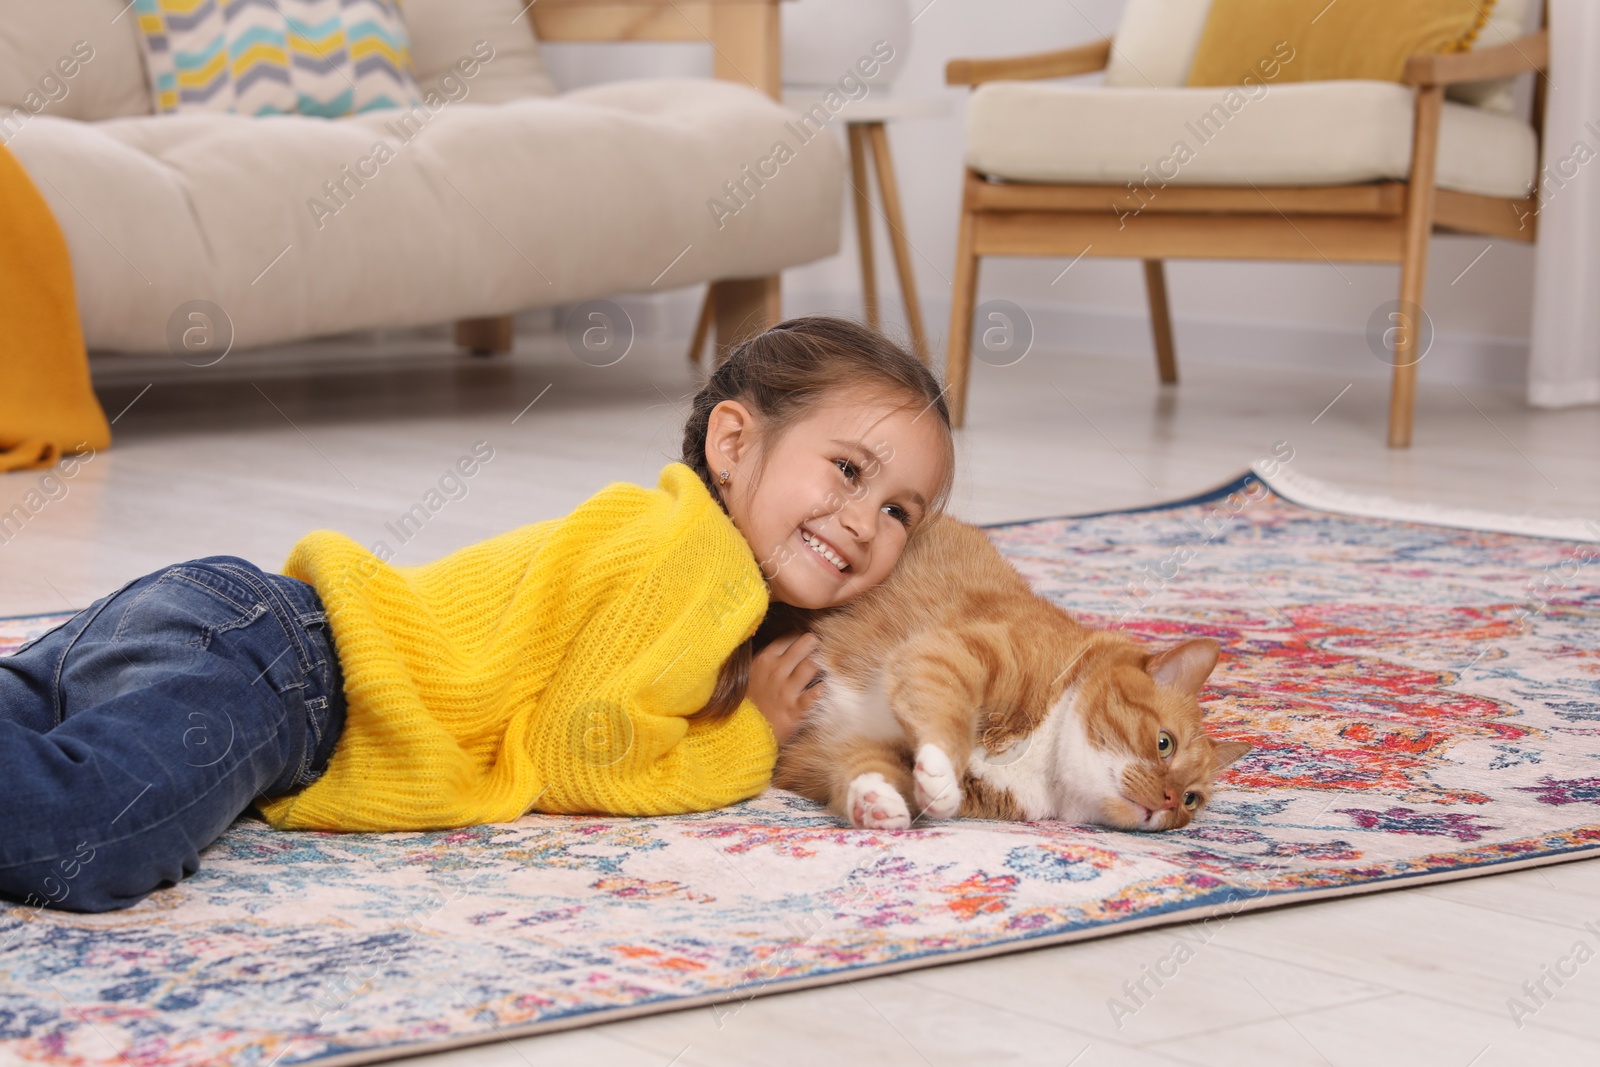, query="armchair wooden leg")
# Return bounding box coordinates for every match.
[1389,86,1444,449]
[1390,250,1430,449]
[712,276,781,365]
[847,124,879,330]
[1142,259,1178,384]
[866,123,929,363]
[945,171,984,429]
[688,286,715,364]
[455,315,515,356]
